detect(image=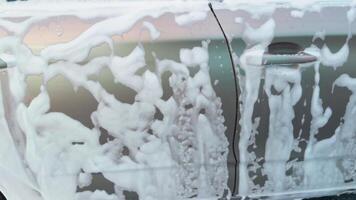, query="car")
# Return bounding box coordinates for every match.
[0,0,355,200]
